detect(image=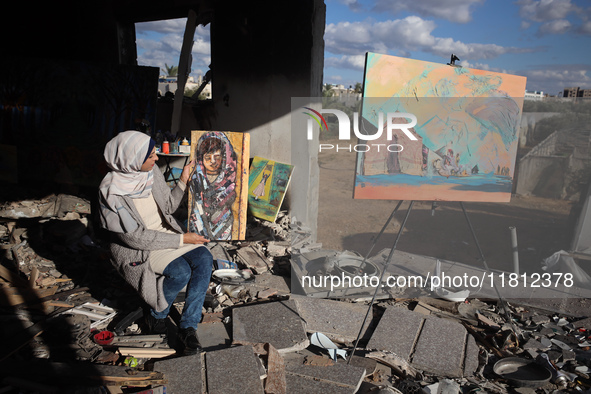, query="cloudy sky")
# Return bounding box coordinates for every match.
[136,0,591,95]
